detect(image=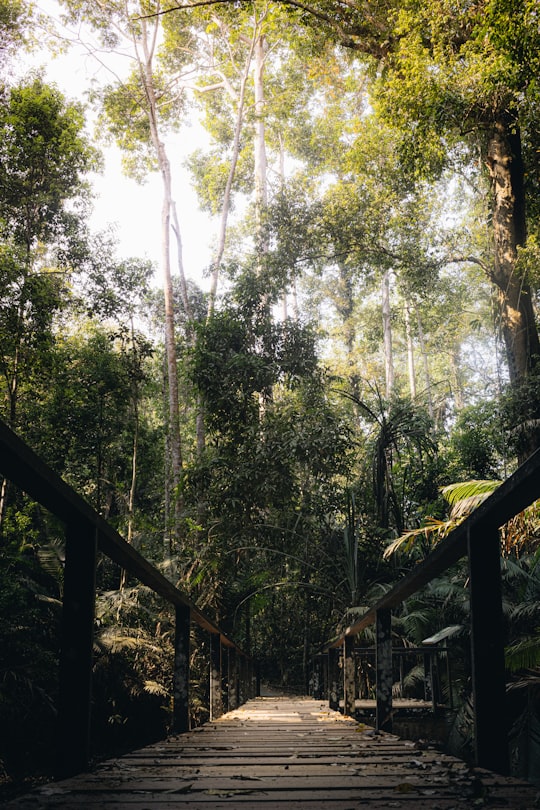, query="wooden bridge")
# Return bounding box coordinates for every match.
[5,696,539,808]
[2,418,540,807]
